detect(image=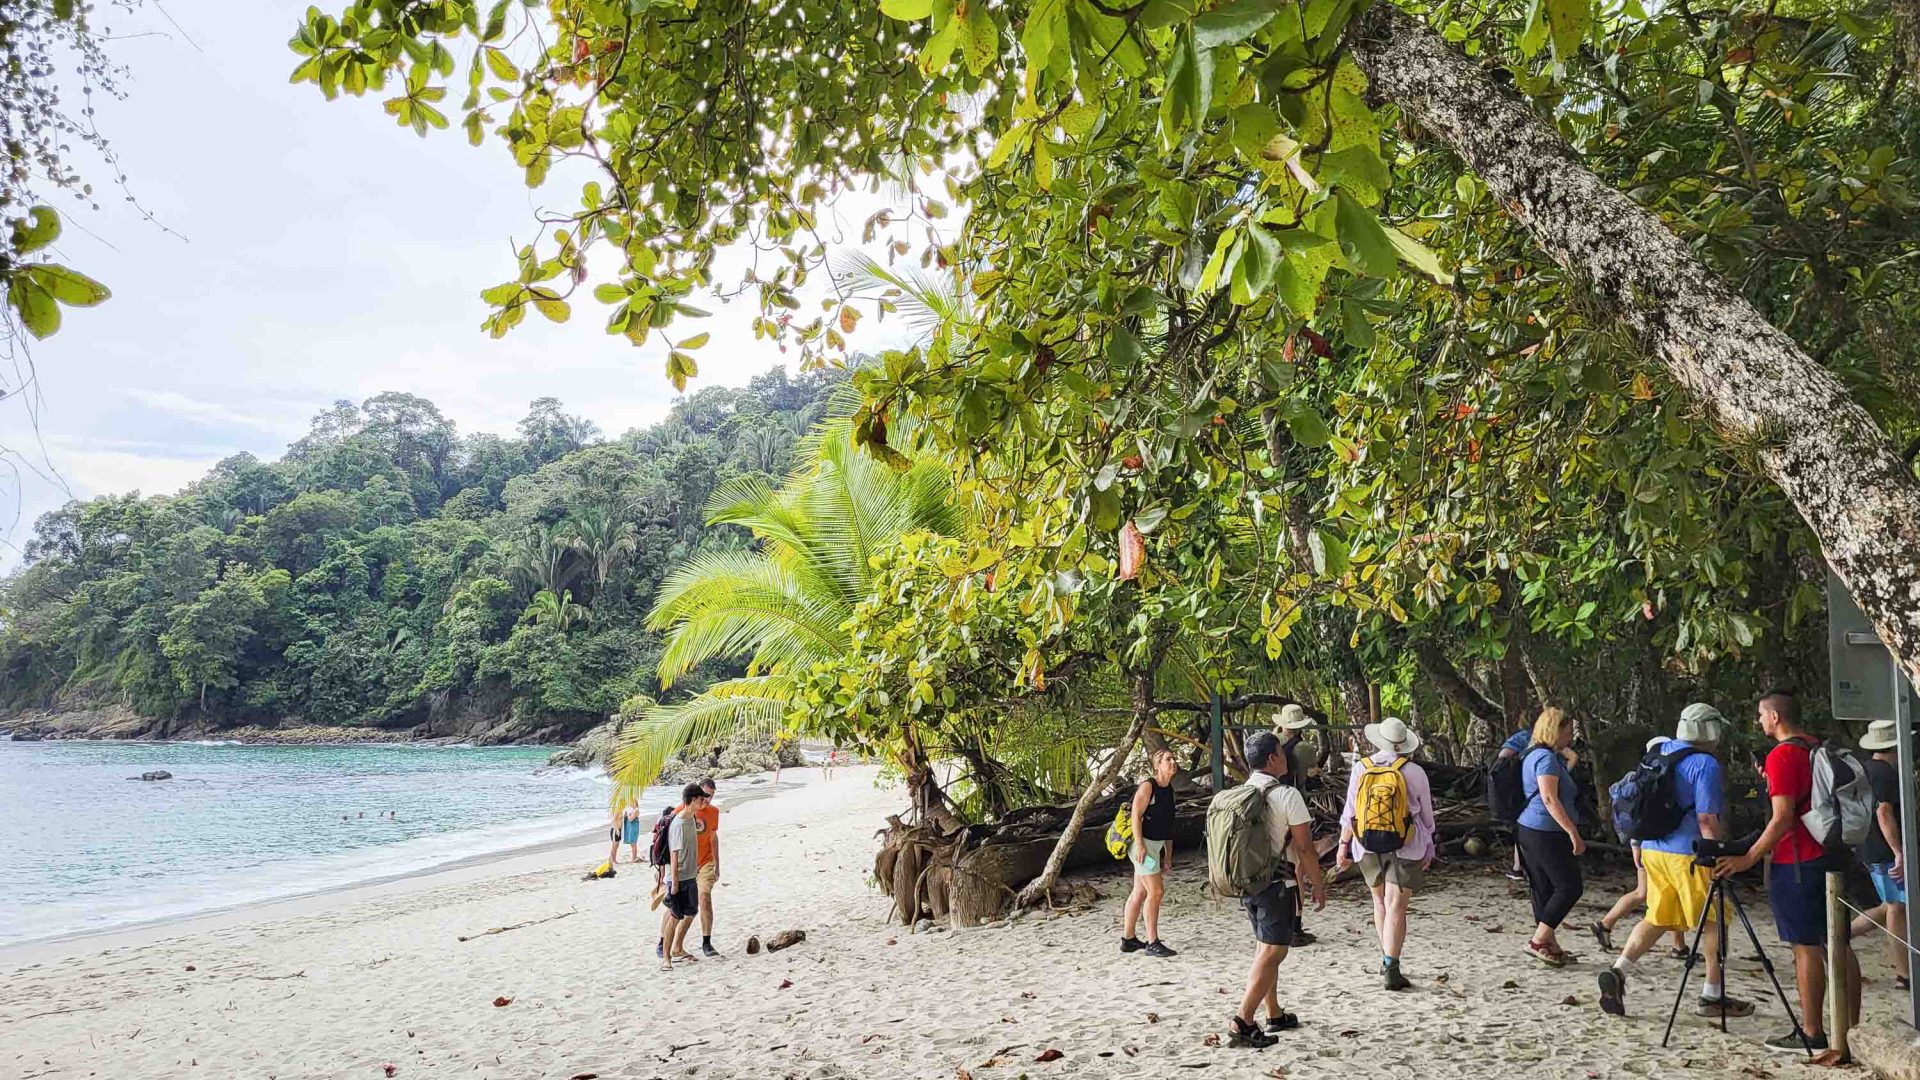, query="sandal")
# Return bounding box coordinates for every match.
[1592,923,1614,953]
[1526,941,1567,968]
[1264,1010,1300,1032]
[1668,946,1695,961]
